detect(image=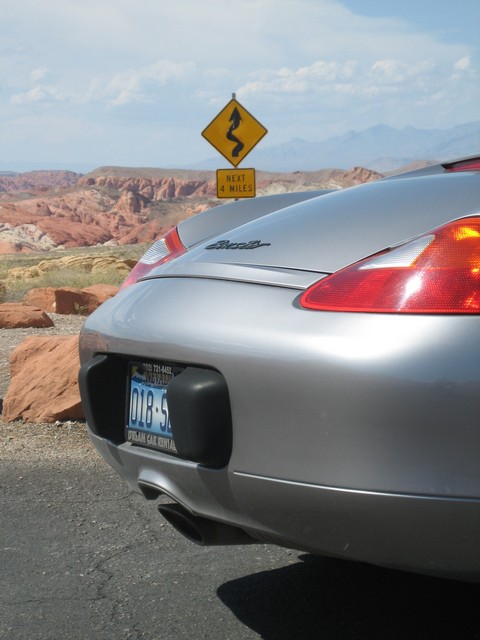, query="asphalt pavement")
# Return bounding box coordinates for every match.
[1,422,480,640]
